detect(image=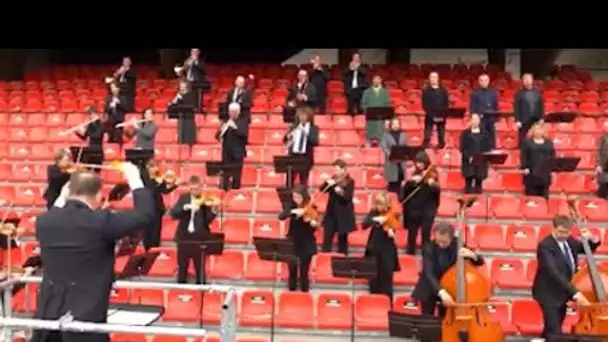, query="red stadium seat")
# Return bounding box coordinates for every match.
[355,294,390,330]
[316,293,352,329]
[240,290,273,327]
[275,292,314,328]
[512,298,543,335]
